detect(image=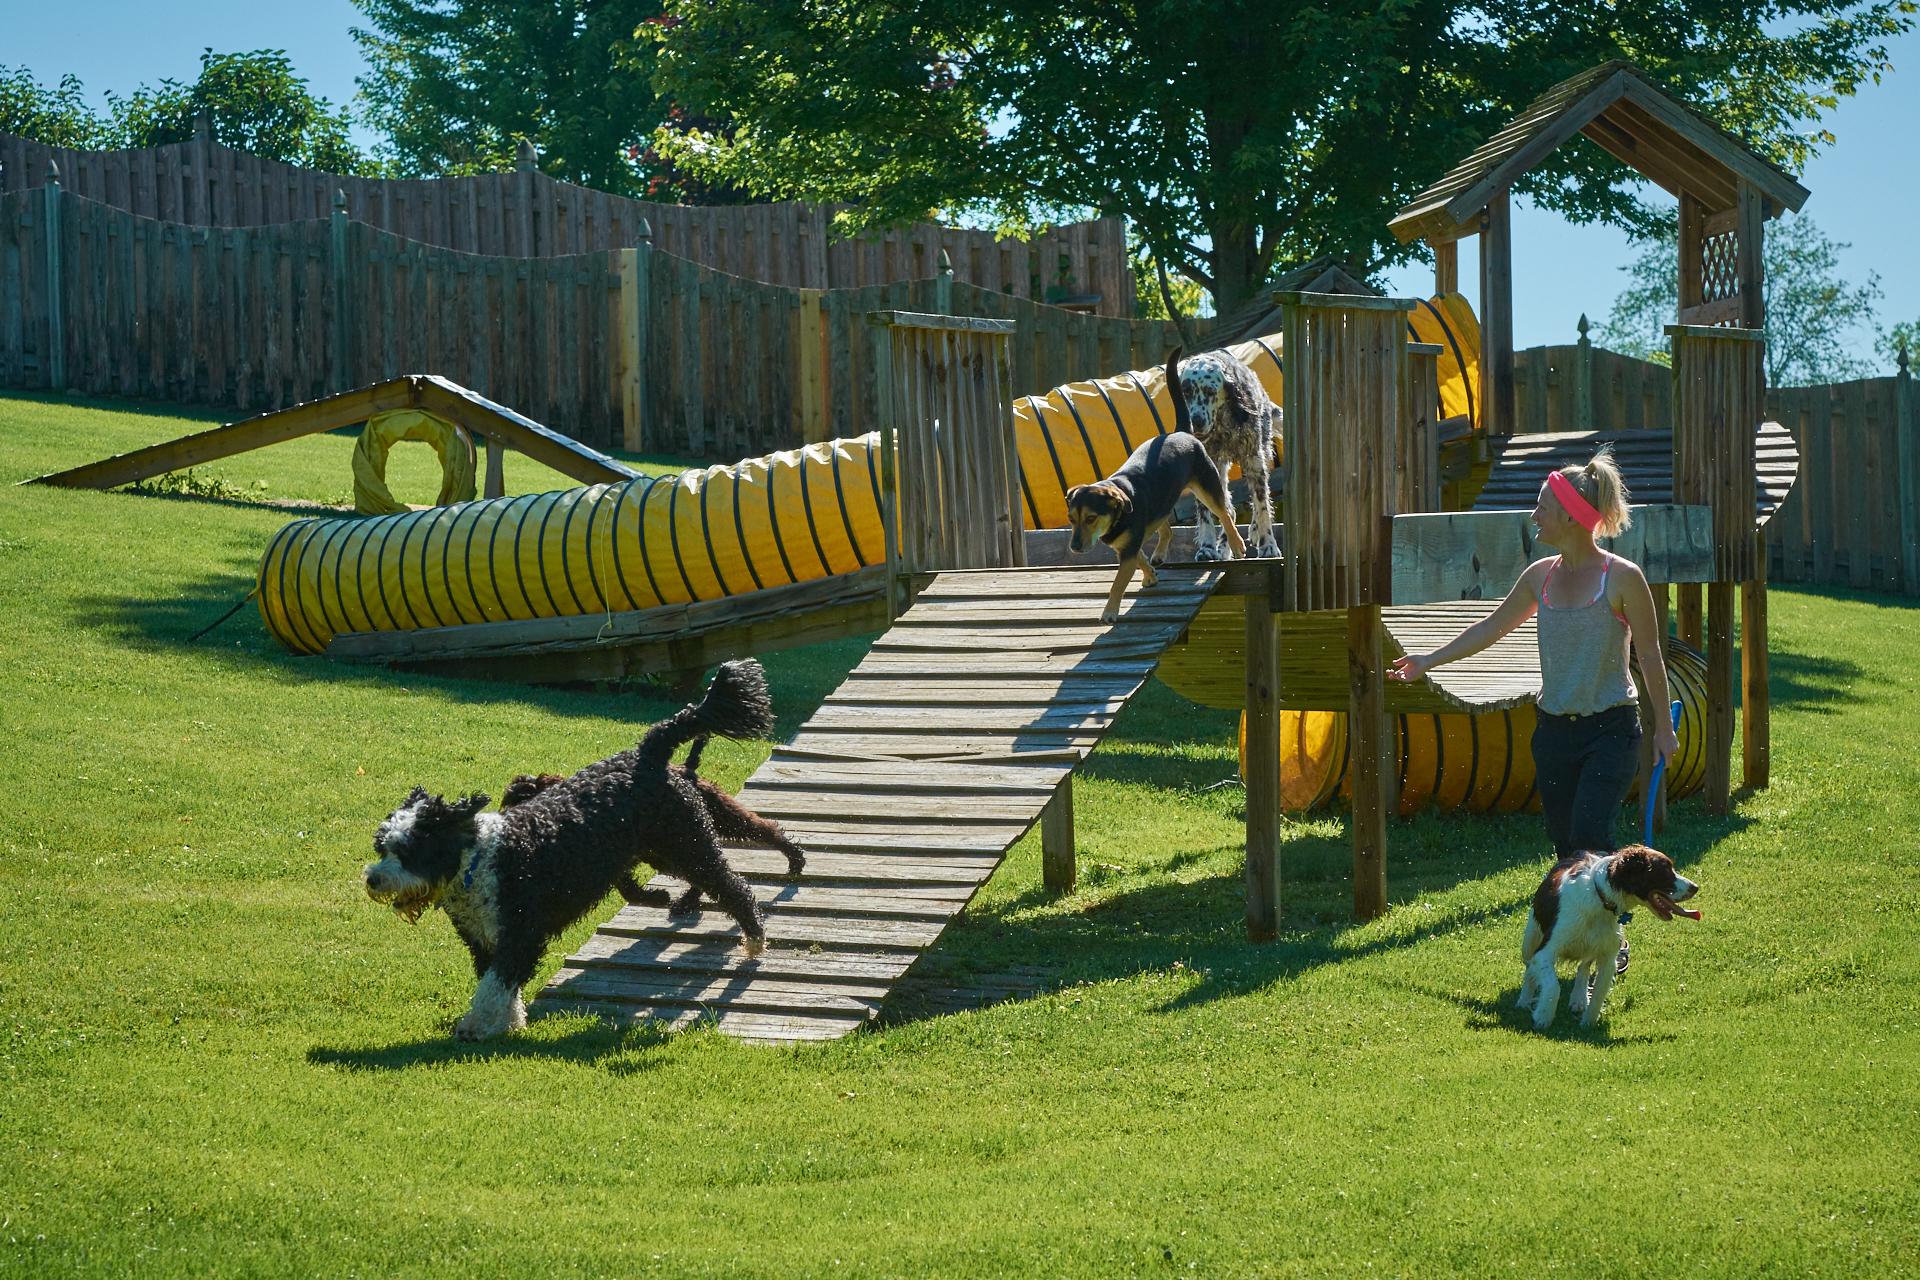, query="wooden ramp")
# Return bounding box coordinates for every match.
[531,564,1223,1044]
